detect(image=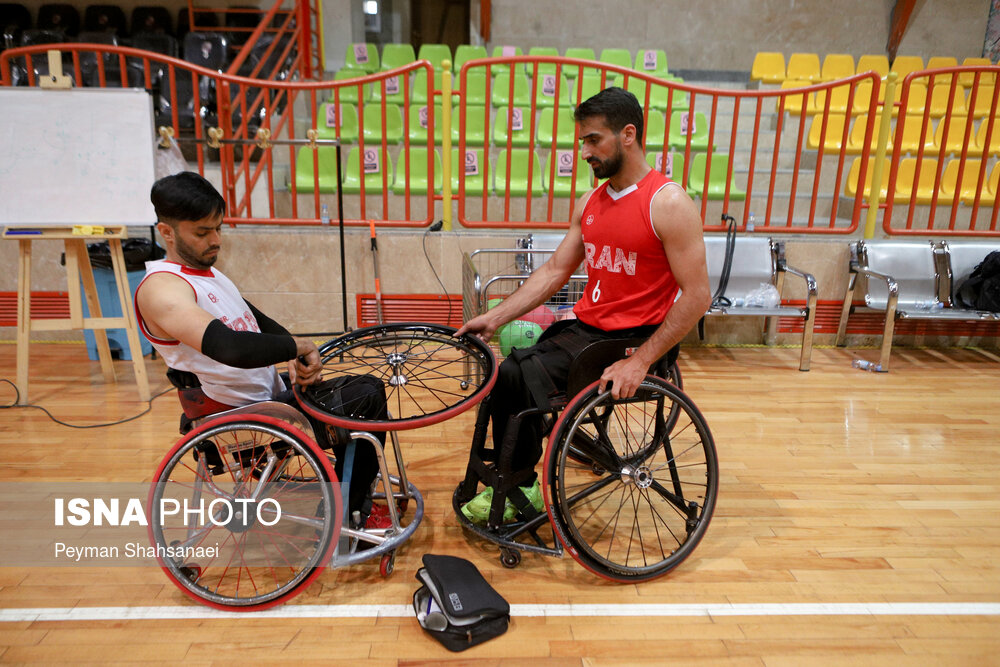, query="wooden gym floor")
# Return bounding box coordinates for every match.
[1,341,999,665]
